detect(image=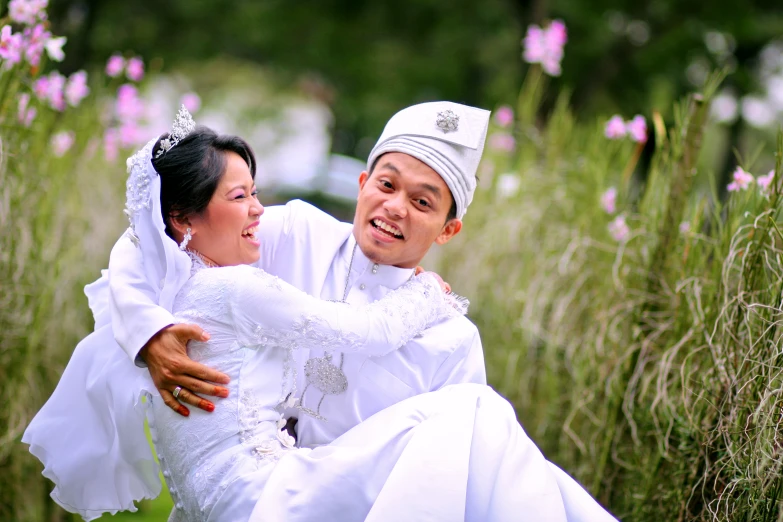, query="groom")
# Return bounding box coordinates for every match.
[108,101,490,447]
